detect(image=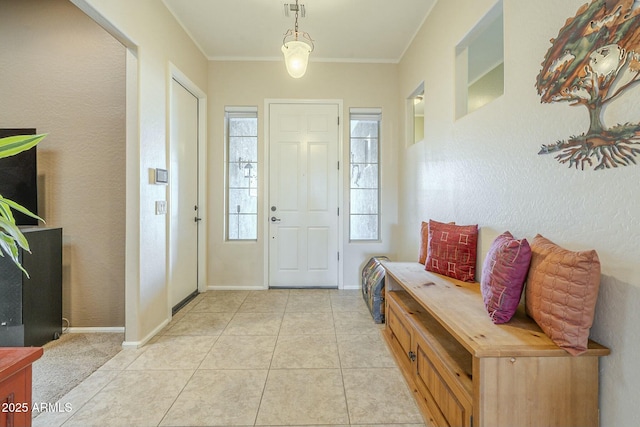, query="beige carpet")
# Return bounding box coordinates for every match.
[31,333,123,409]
